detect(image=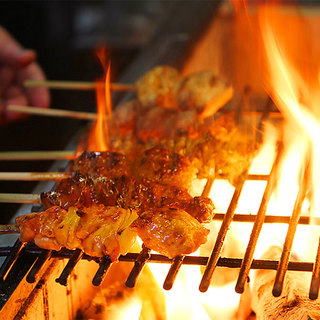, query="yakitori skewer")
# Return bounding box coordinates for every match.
[0,151,76,161]
[24,80,136,91]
